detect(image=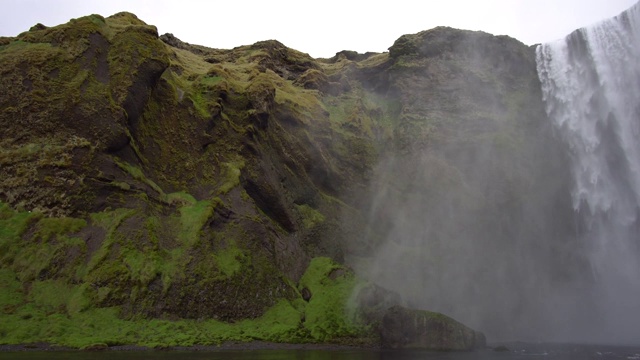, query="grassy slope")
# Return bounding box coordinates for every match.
[0,201,368,348]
